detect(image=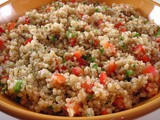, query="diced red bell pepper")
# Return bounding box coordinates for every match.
[143,65,157,76]
[120,28,126,32]
[74,50,83,59]
[106,62,117,75]
[93,39,100,48]
[145,83,158,96]
[100,108,109,115]
[97,19,103,26]
[81,82,94,93]
[0,27,4,34]
[133,45,145,54]
[8,22,16,31]
[77,58,88,66]
[156,37,160,43]
[25,38,32,45]
[52,73,66,85]
[72,67,84,76]
[2,55,9,63]
[99,71,107,84]
[0,39,4,50]
[137,54,151,63]
[114,22,124,29]
[113,96,125,110]
[68,38,76,47]
[65,55,74,62]
[24,17,29,24]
